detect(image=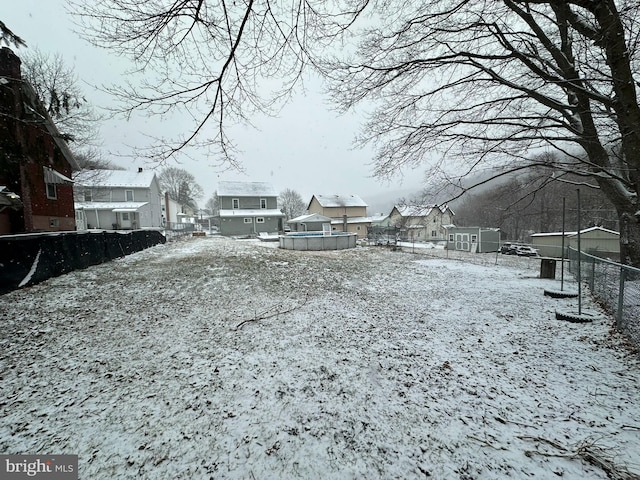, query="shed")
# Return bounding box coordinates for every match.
[531,227,619,259]
[445,226,501,253]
